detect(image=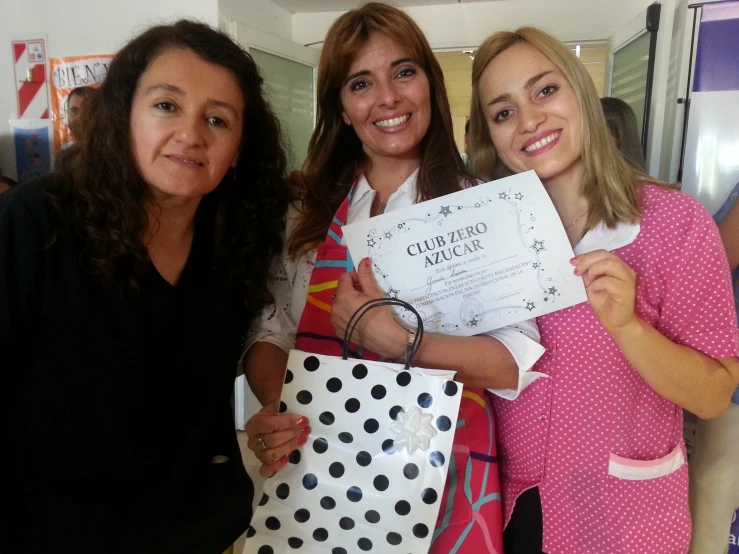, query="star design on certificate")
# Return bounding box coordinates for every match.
[469,317,479,327]
[390,406,437,454]
[530,239,545,253]
[397,223,406,230]
[367,238,376,247]
[548,286,558,295]
[533,262,540,269]
[439,206,452,217]
[515,192,524,200]
[475,202,481,208]
[384,231,393,239]
[457,206,463,210]
[499,192,509,200]
[386,287,400,299]
[543,296,549,302]
[526,300,536,311]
